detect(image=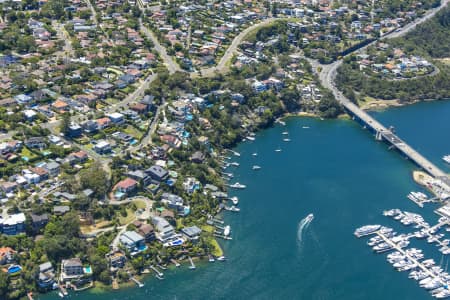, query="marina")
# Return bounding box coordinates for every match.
[356,206,450,298]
